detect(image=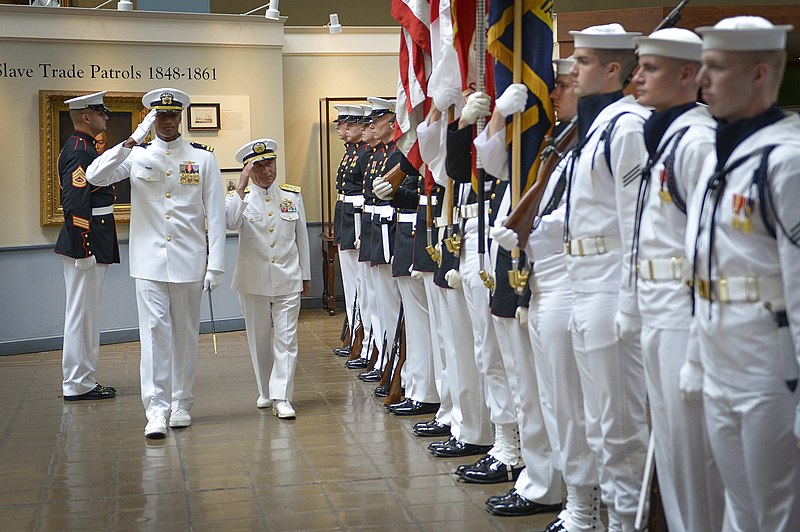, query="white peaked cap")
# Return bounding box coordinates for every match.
[65,90,110,111]
[554,56,575,75]
[697,16,793,51]
[570,23,641,50]
[367,97,396,116]
[235,138,278,165]
[634,28,703,62]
